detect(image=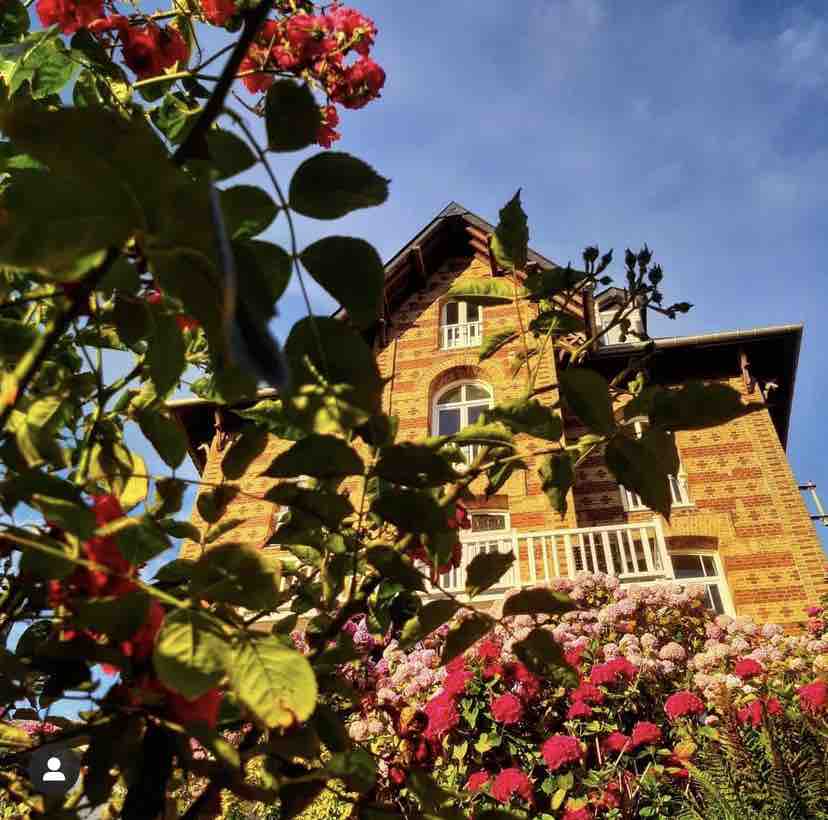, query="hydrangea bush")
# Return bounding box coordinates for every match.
[333,574,828,818]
